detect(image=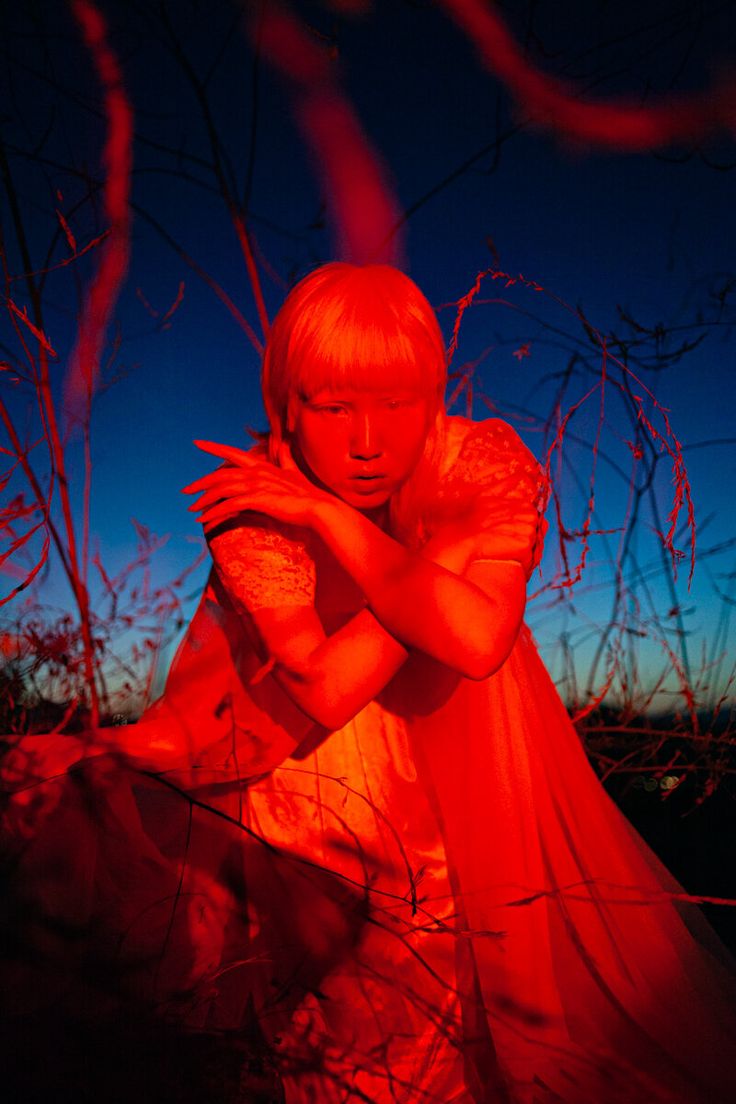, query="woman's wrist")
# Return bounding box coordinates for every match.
[311,495,352,542]
[310,495,411,597]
